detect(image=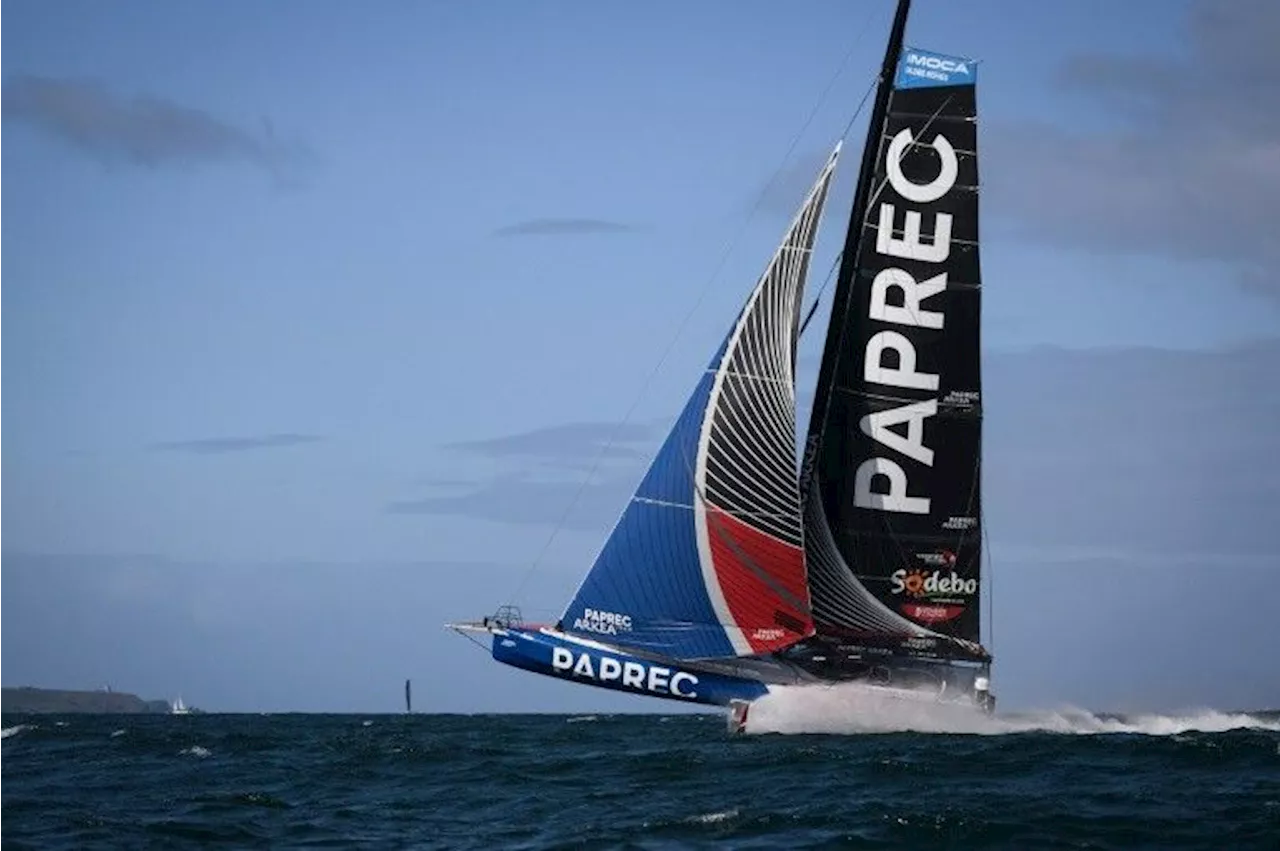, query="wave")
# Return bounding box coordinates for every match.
[743,682,1280,735]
